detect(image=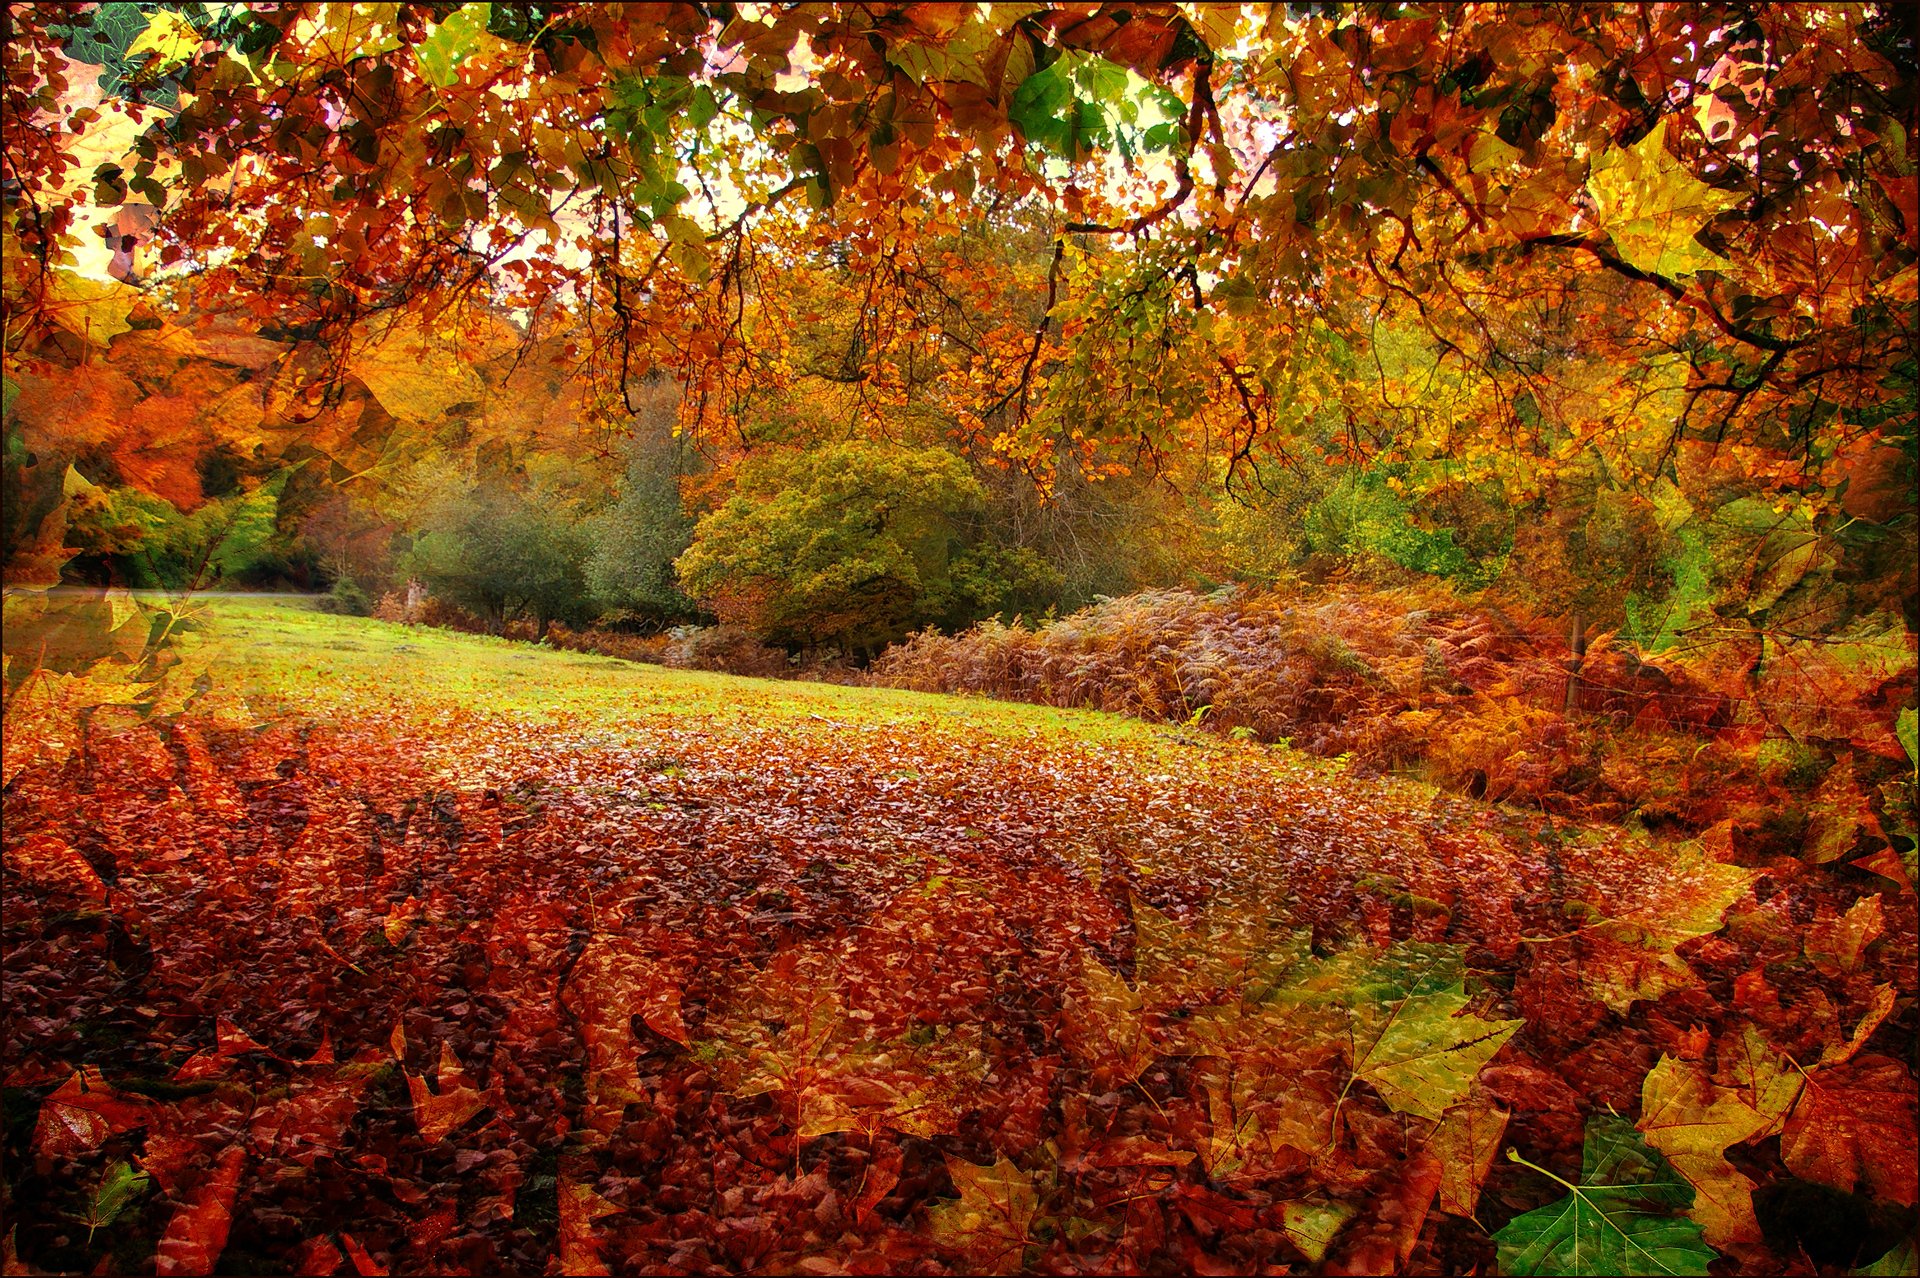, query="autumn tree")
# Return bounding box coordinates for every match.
[408,479,589,638]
